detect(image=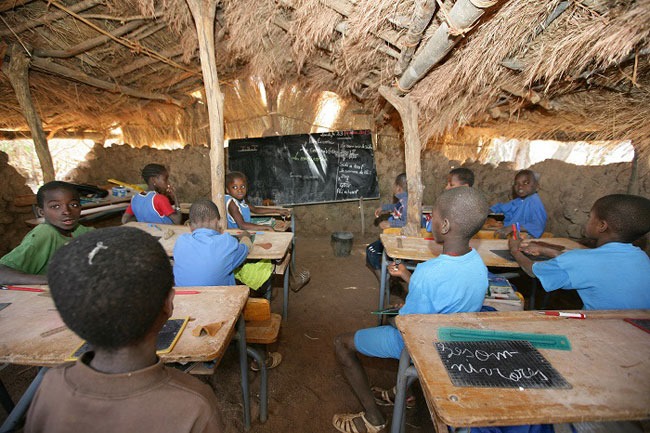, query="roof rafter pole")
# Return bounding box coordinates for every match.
[0,0,101,38]
[33,19,145,58]
[394,0,437,76]
[185,0,227,231]
[397,0,497,92]
[30,57,185,106]
[0,0,34,13]
[379,86,423,237]
[1,45,55,182]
